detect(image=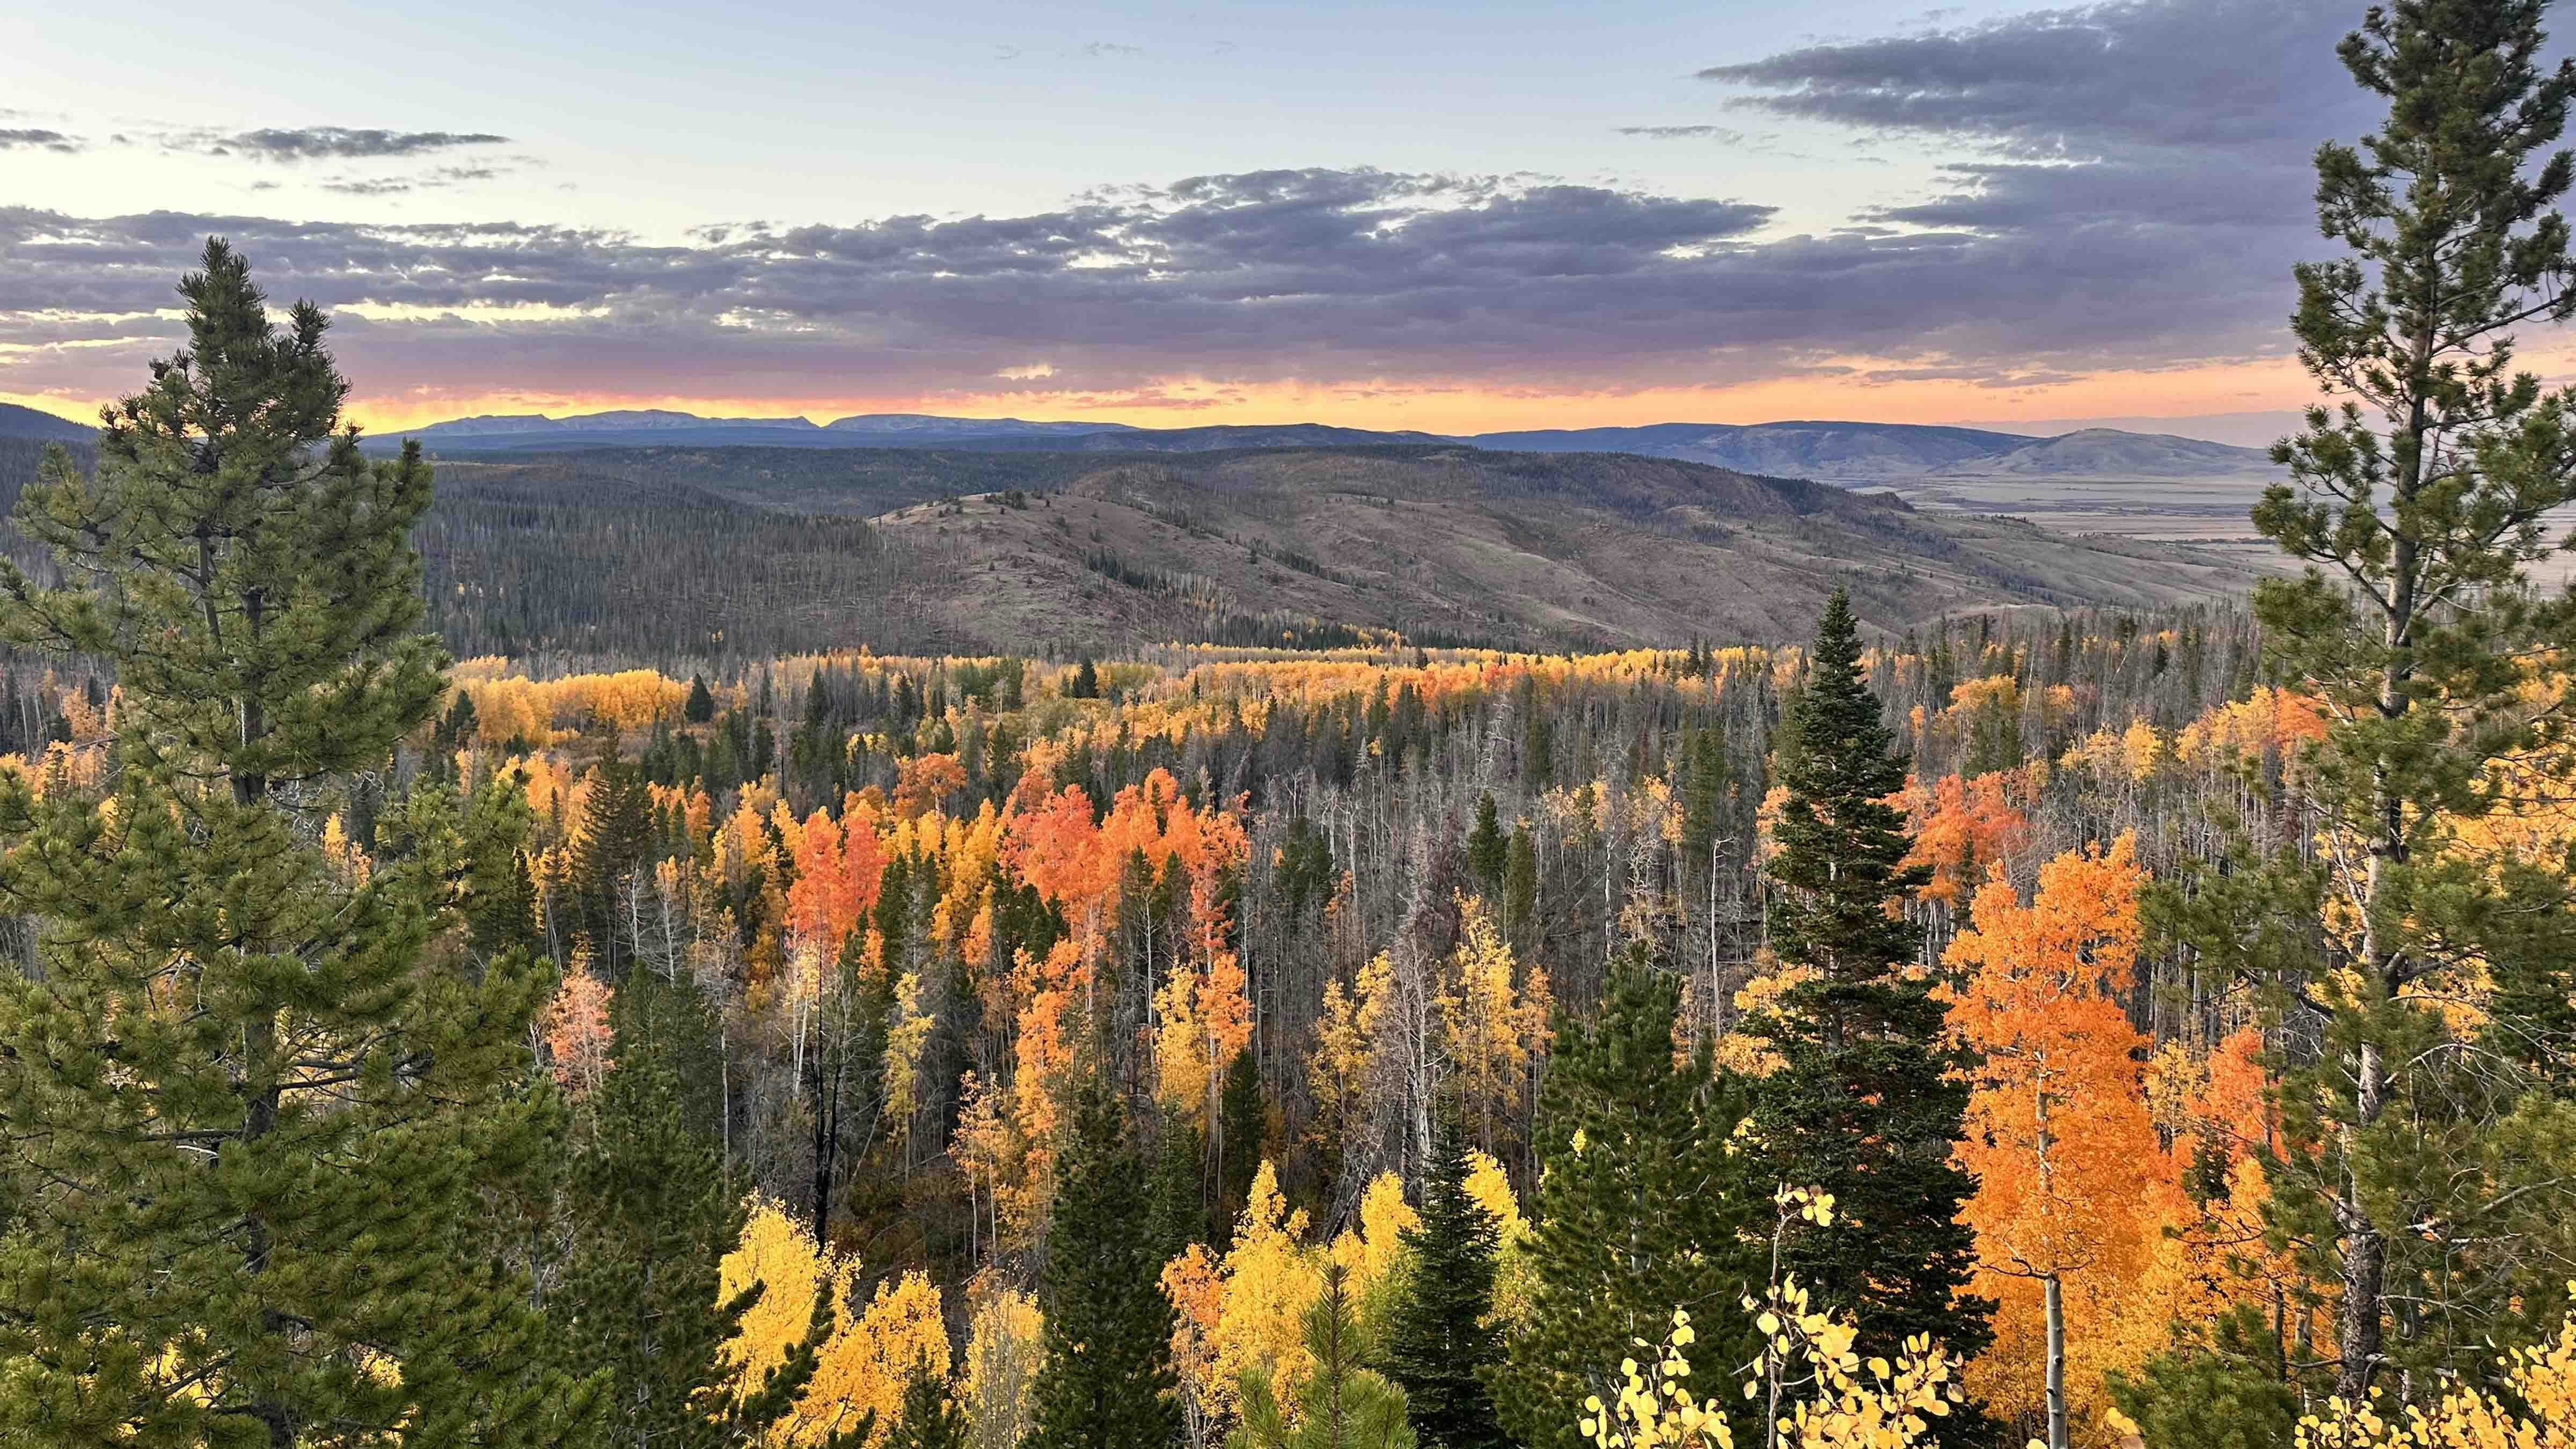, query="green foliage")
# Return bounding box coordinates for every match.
[2158,0,2576,1407]
[886,1360,970,1449]
[0,238,588,1446]
[1744,590,1992,1410]
[1466,793,1506,894]
[1489,953,1759,1449]
[1232,1261,1416,1449]
[1218,1047,1265,1238]
[2104,1307,2299,1449]
[1028,1080,1182,1449]
[1382,1116,1506,1449]
[686,674,716,723]
[561,968,830,1447]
